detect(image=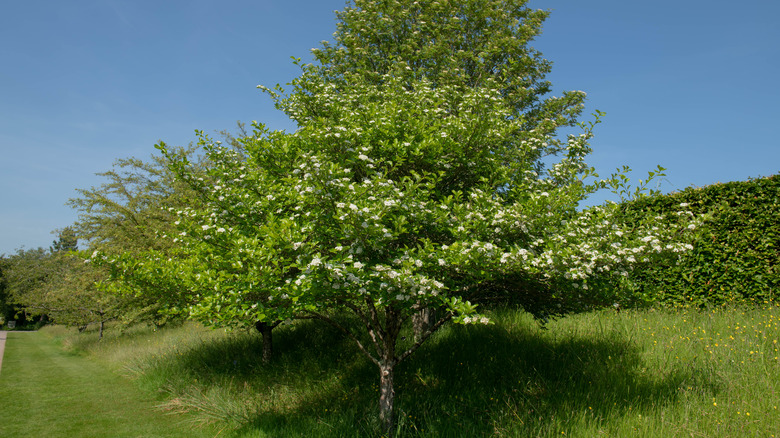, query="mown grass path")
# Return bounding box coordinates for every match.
[0,331,7,374]
[0,330,216,438]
